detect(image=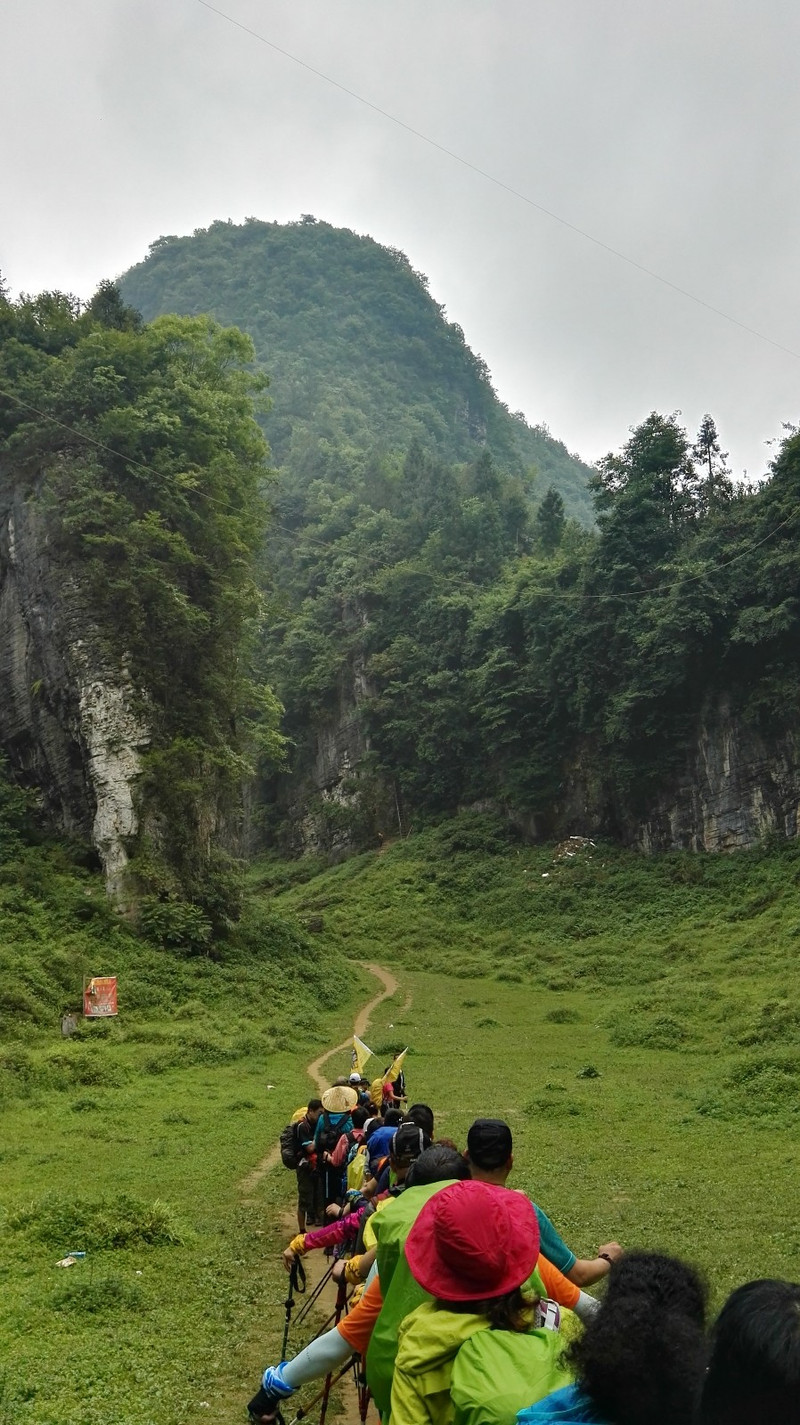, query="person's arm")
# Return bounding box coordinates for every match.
[537,1255,600,1325]
[255,1326,354,1415]
[566,1243,623,1287]
[337,1275,383,1354]
[537,1253,580,1310]
[282,1208,364,1268]
[533,1205,576,1276]
[341,1246,376,1285]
